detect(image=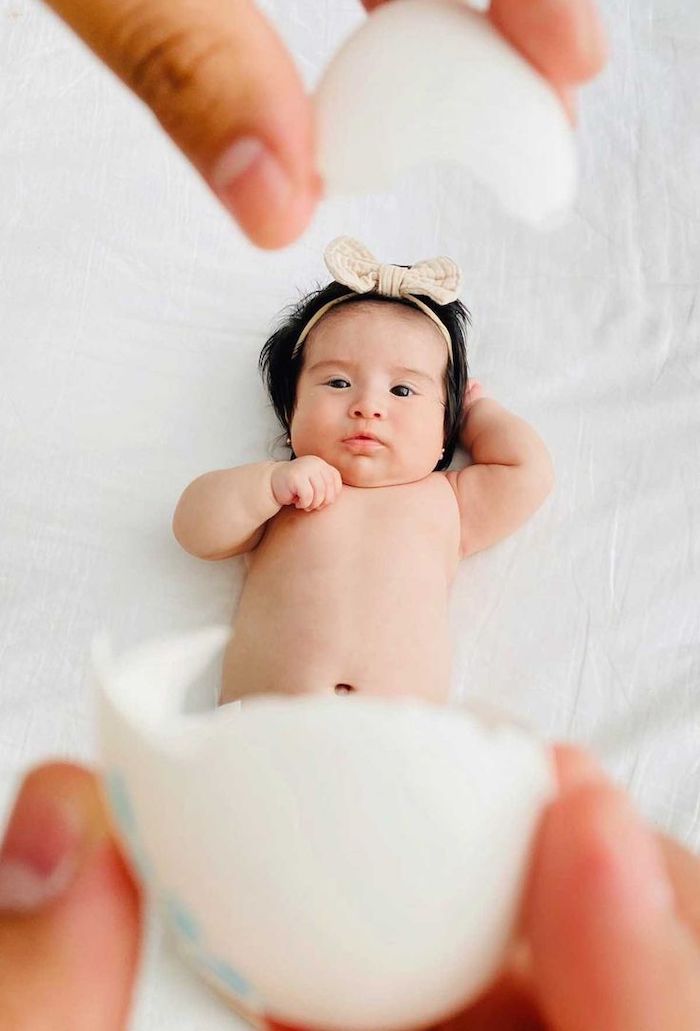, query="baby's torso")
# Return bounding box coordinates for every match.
[220,472,461,705]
